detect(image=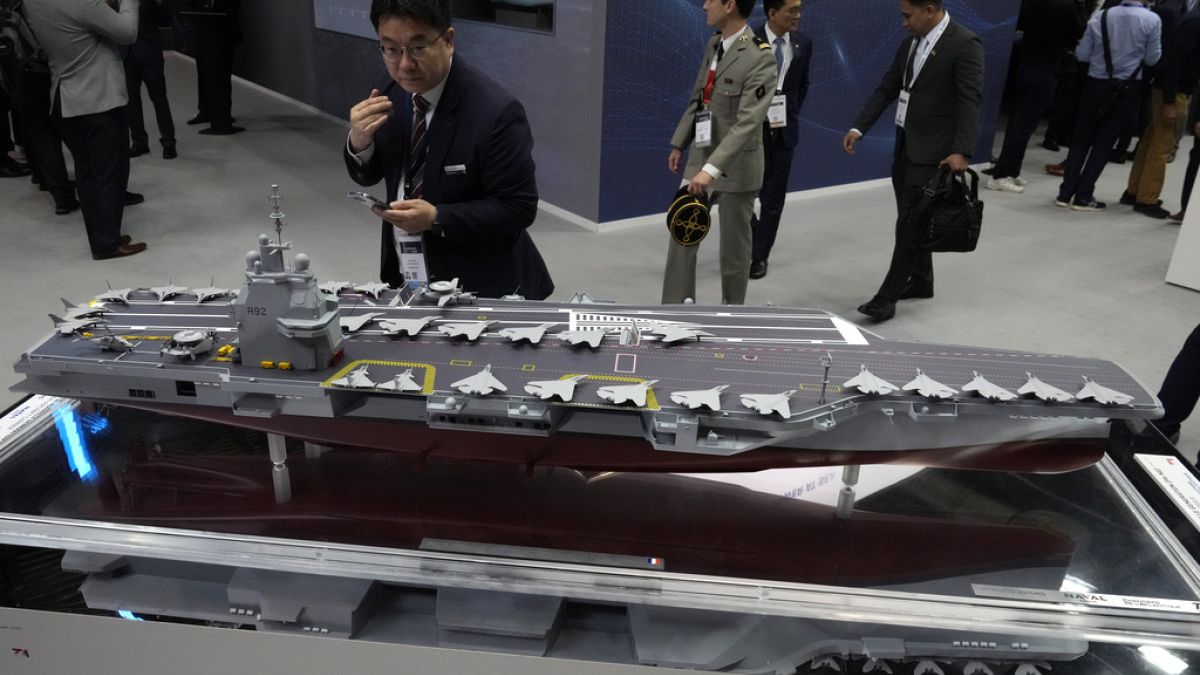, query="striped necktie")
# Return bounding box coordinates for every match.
[774,36,784,72]
[407,94,429,200]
